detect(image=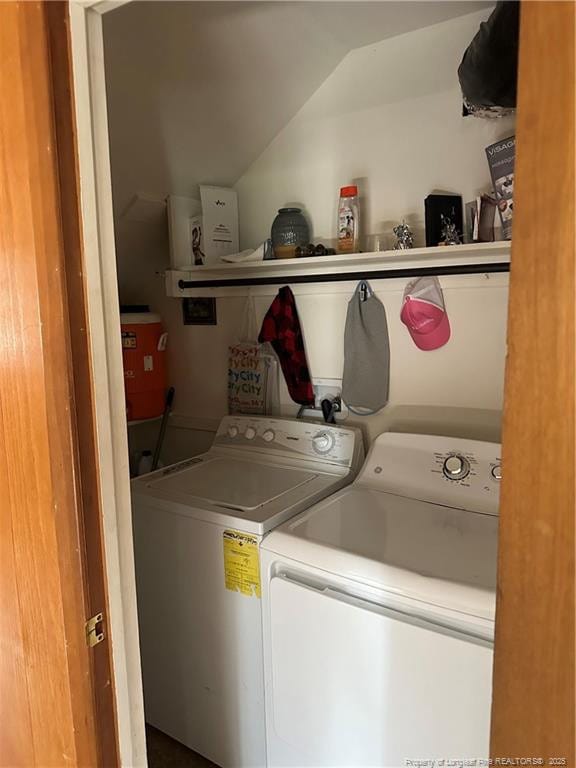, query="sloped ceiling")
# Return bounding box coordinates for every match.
[103,1,490,214]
